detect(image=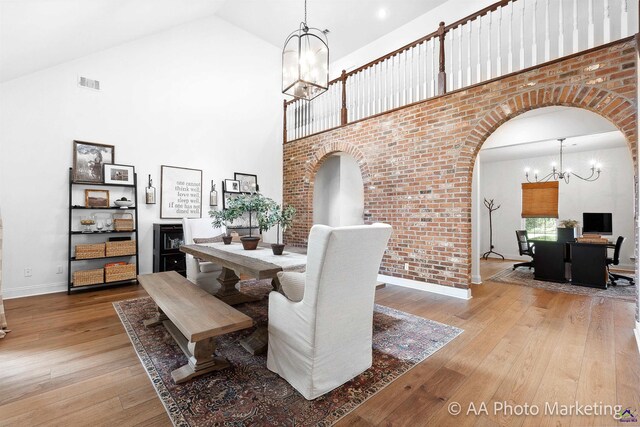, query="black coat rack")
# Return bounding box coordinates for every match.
[482,198,504,260]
